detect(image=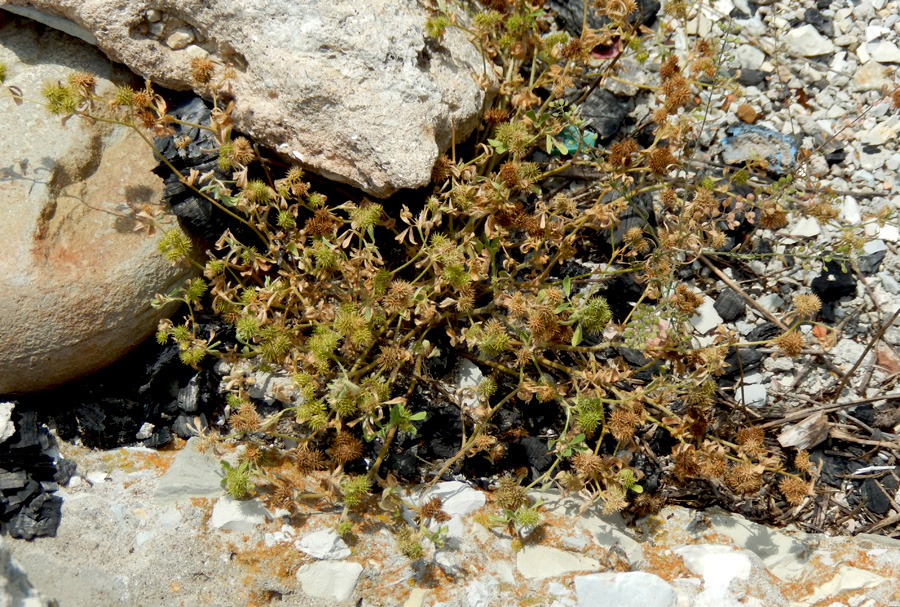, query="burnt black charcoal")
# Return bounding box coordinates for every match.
[714,289,746,321]
[0,470,27,491]
[862,476,897,515]
[600,274,646,322]
[5,479,40,508]
[385,449,418,481]
[617,348,665,381]
[730,0,759,16]
[580,89,629,140]
[548,0,661,34]
[74,398,143,449]
[808,451,845,487]
[142,426,172,448]
[802,8,833,37]
[173,412,209,439]
[729,68,768,87]
[508,436,553,475]
[53,458,77,485]
[153,97,218,165]
[811,260,856,321]
[6,410,40,450]
[718,347,765,382]
[824,149,846,165]
[7,493,63,540]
